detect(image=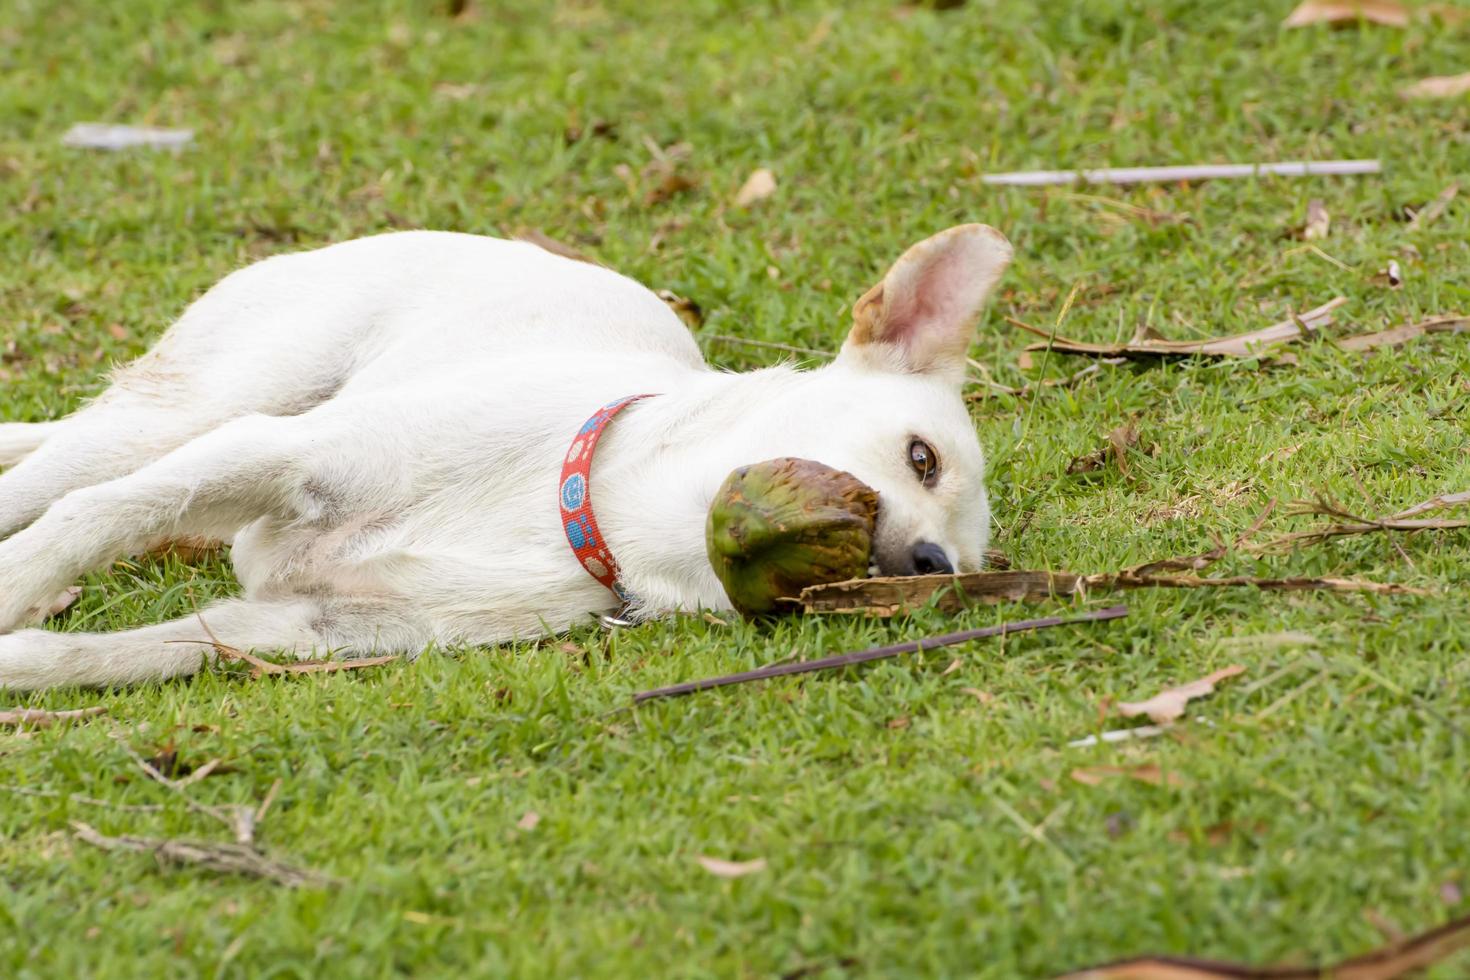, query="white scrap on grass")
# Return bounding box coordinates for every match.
[1067,725,1169,748]
[981,159,1381,187]
[62,123,194,151]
